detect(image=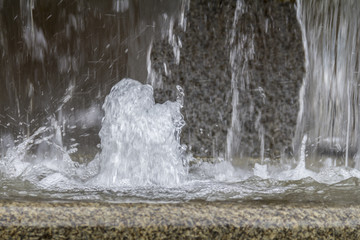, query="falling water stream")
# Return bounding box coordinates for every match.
[294,0,360,170]
[0,0,360,204]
